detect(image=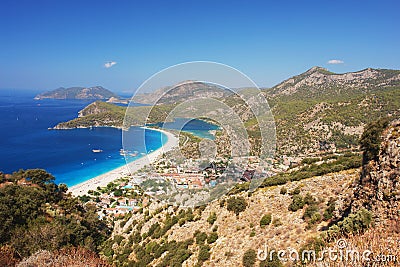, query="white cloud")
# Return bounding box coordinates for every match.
[104,61,117,68]
[327,59,344,64]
